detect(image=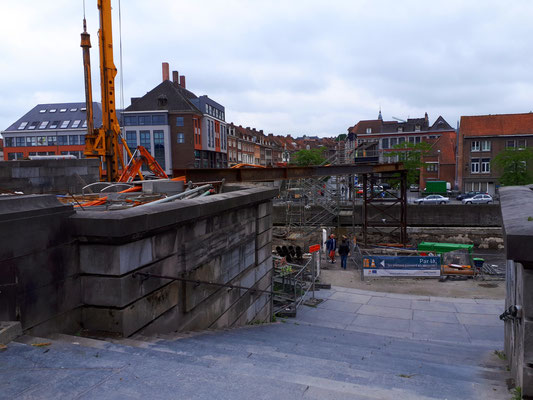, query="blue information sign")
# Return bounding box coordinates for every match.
[363,256,441,277]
